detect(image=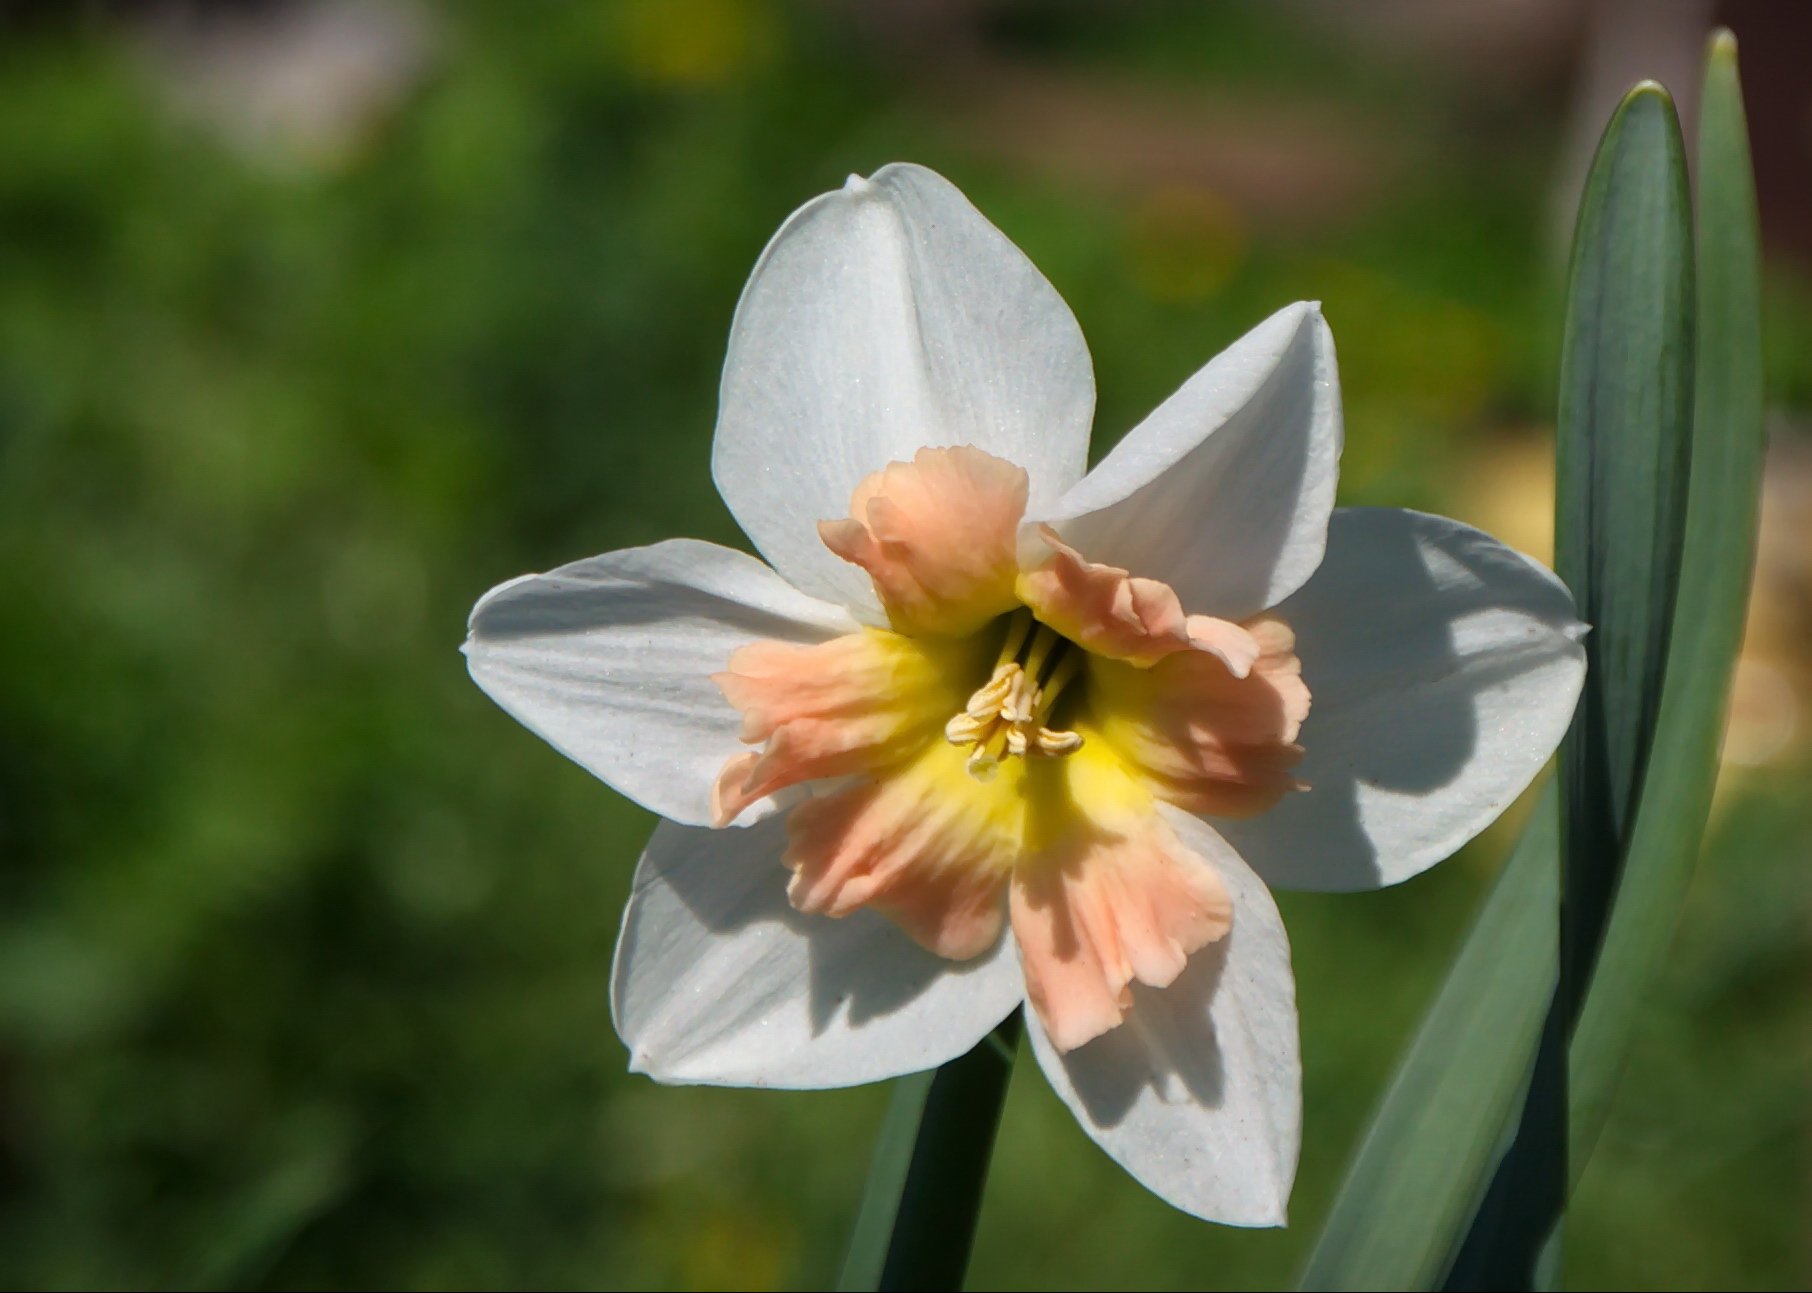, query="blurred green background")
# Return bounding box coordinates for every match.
[1,1,1807,1288]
